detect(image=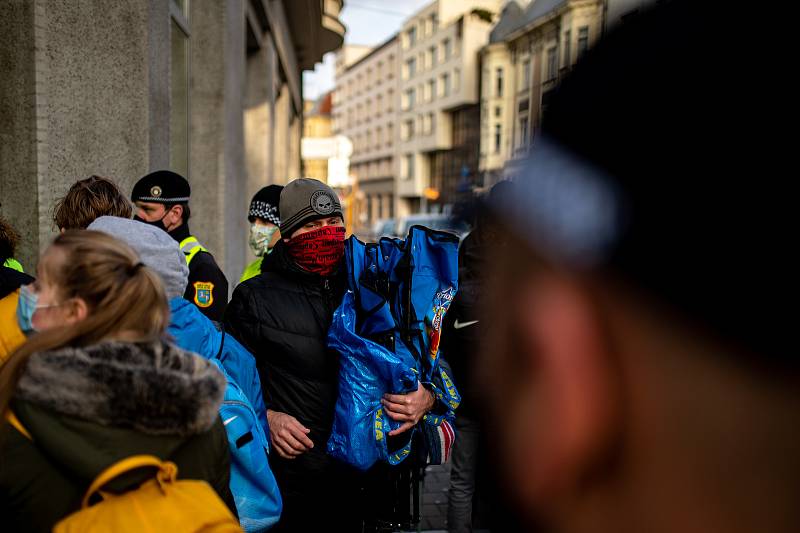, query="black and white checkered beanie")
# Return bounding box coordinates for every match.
[248,185,283,225]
